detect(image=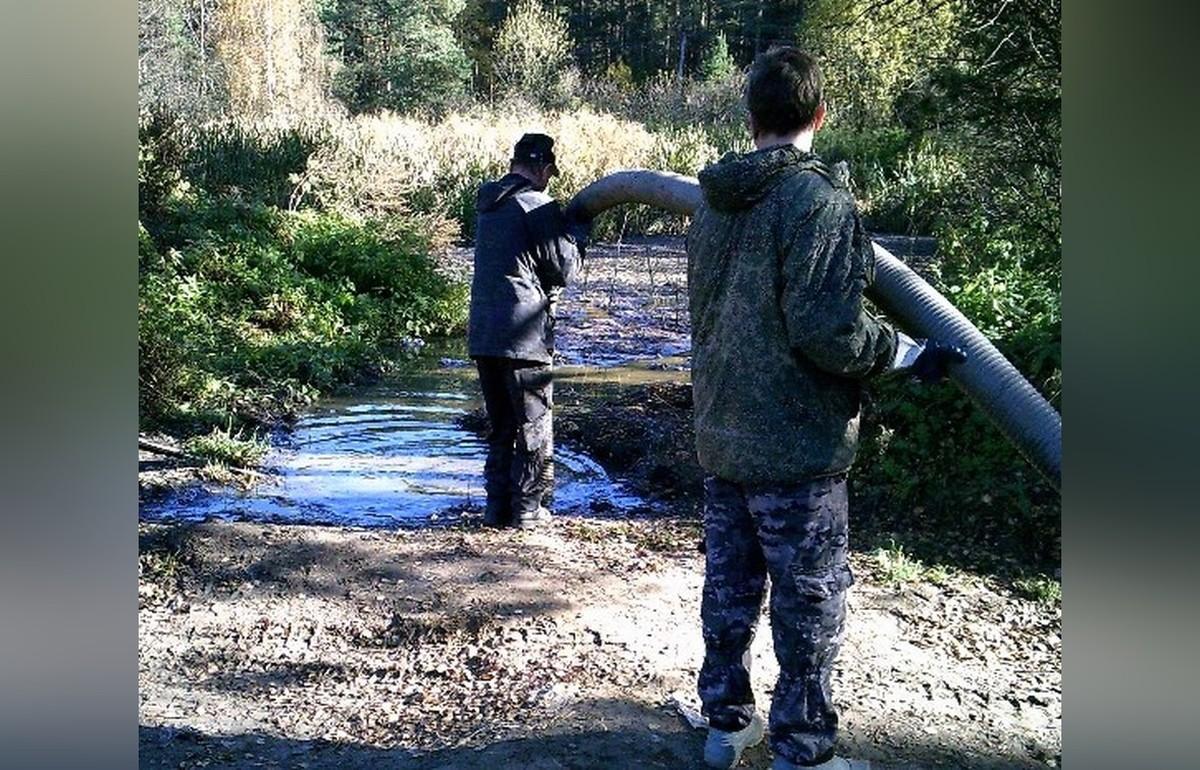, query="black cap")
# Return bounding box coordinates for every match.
[512,133,556,166]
